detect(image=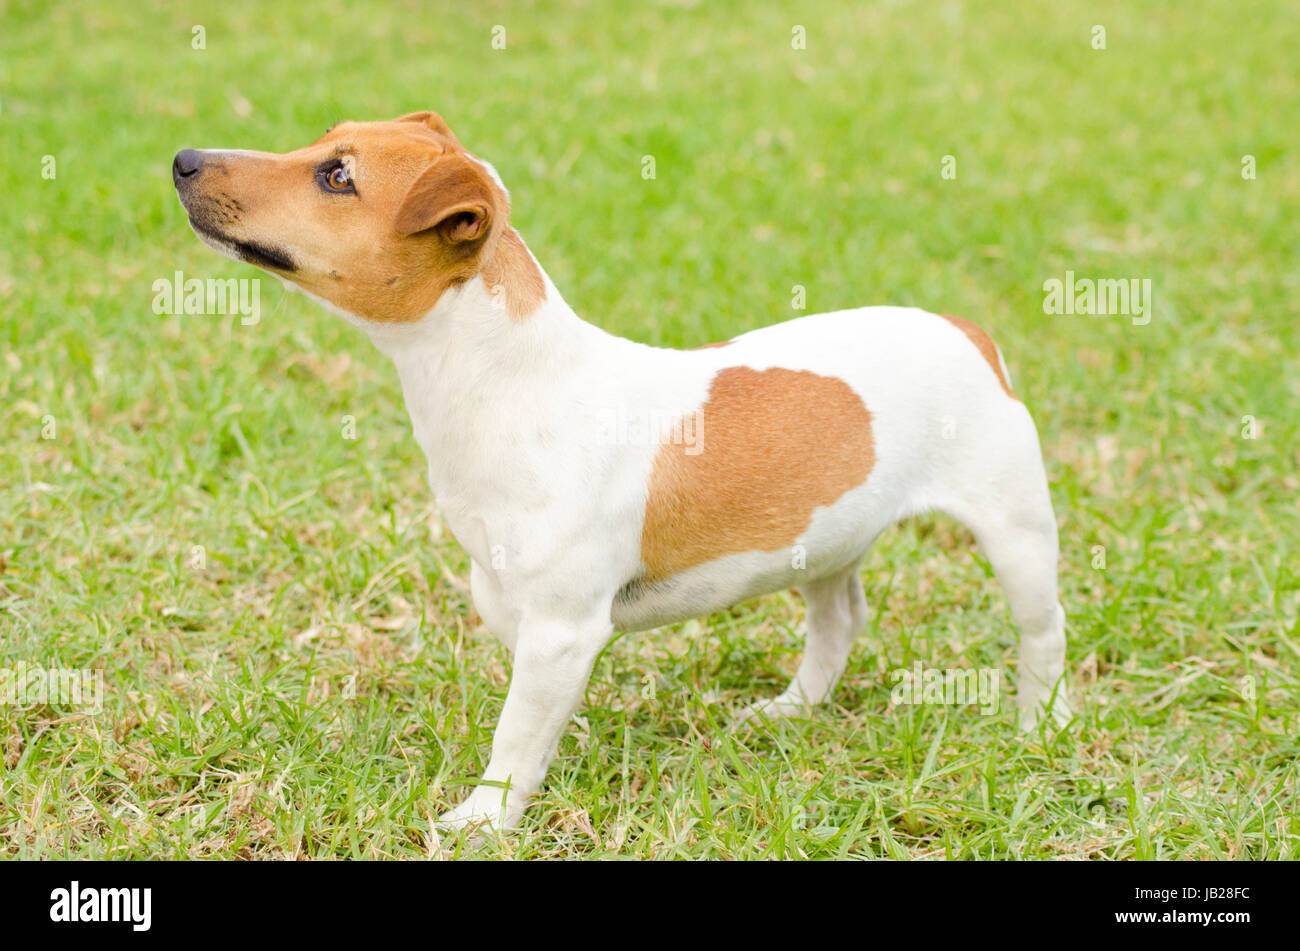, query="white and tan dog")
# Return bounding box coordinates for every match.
[173,112,1070,833]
